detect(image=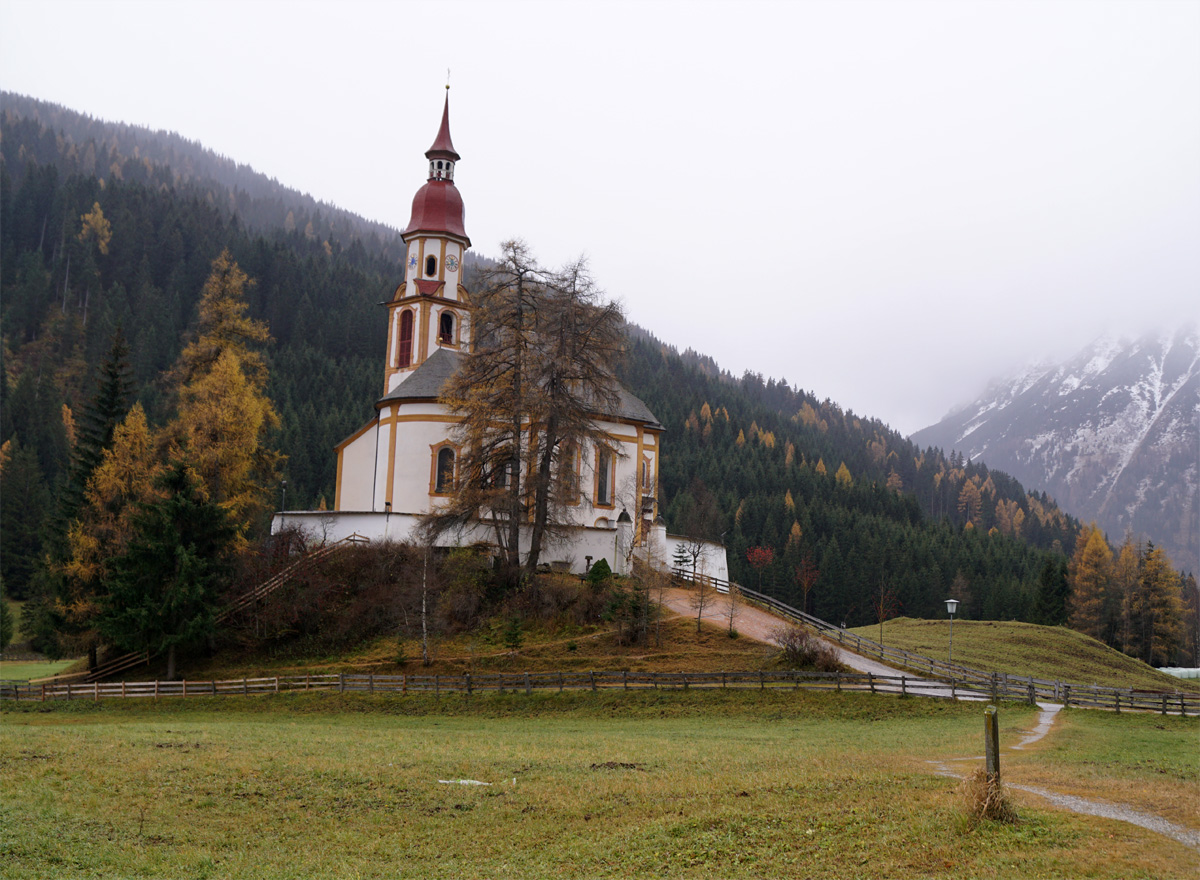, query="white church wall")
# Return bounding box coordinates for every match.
[335,423,379,510]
